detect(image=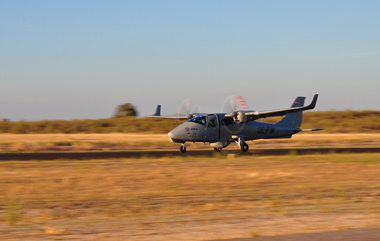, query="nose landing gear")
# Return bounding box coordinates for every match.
[180,144,186,153]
